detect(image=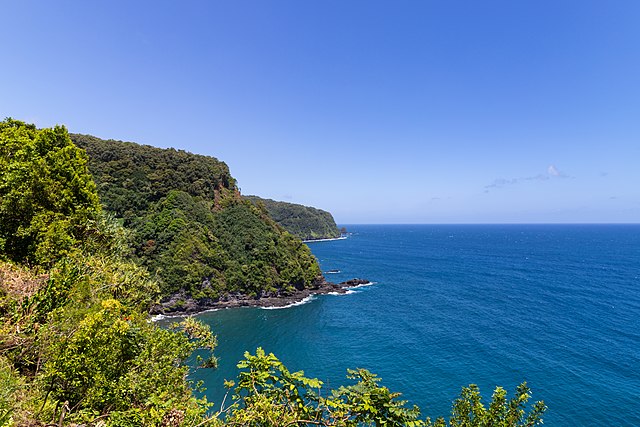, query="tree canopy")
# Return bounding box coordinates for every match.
[0,120,217,425]
[210,348,545,427]
[72,134,322,306]
[244,196,341,241]
[0,120,102,266]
